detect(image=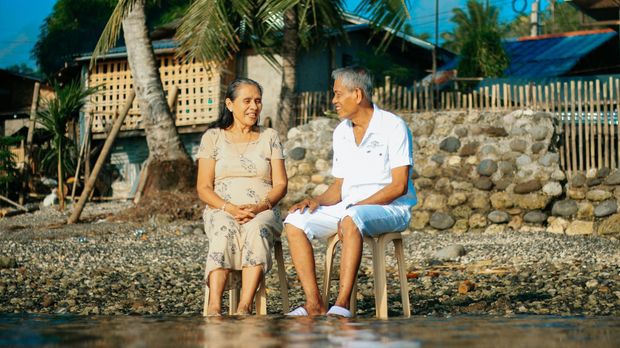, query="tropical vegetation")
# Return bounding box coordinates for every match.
[36,81,97,210]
